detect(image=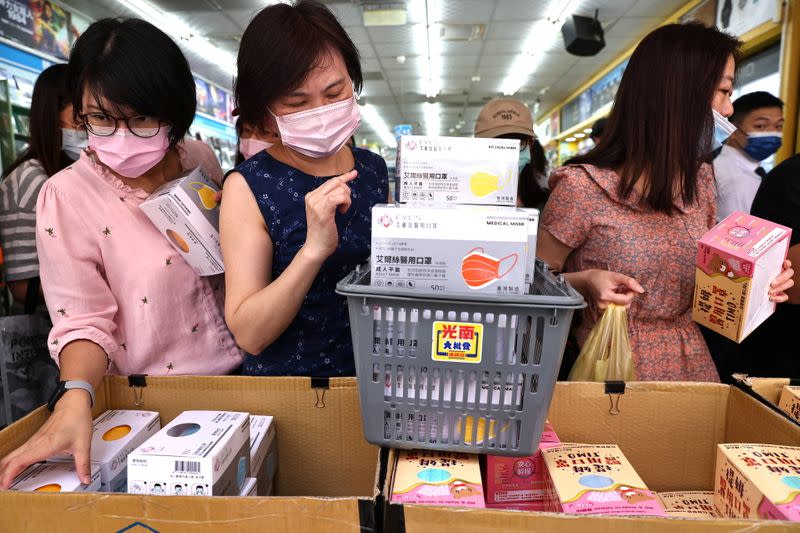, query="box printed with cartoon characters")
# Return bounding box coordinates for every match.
[658,491,719,518]
[714,443,800,521]
[391,450,485,507]
[693,211,791,342]
[541,444,666,516]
